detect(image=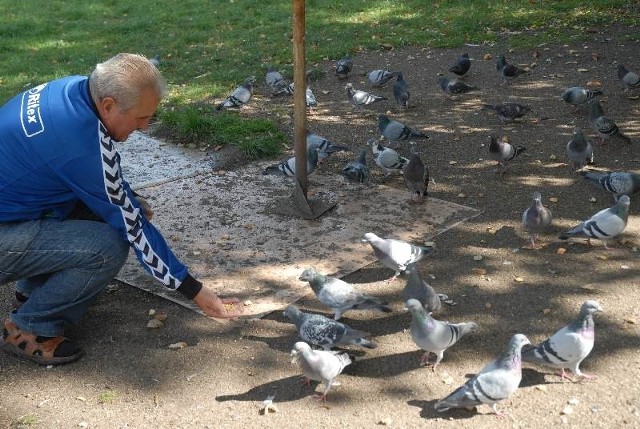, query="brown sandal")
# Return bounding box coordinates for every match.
[1,320,83,365]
